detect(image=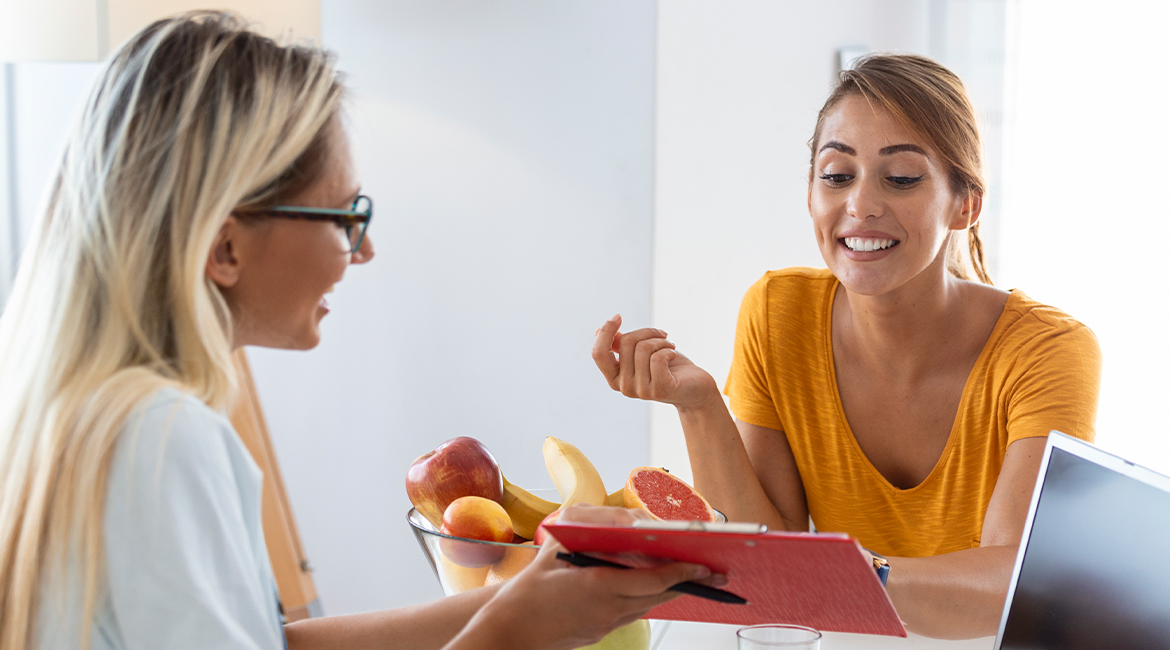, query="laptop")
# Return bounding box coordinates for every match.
[995,431,1170,649]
